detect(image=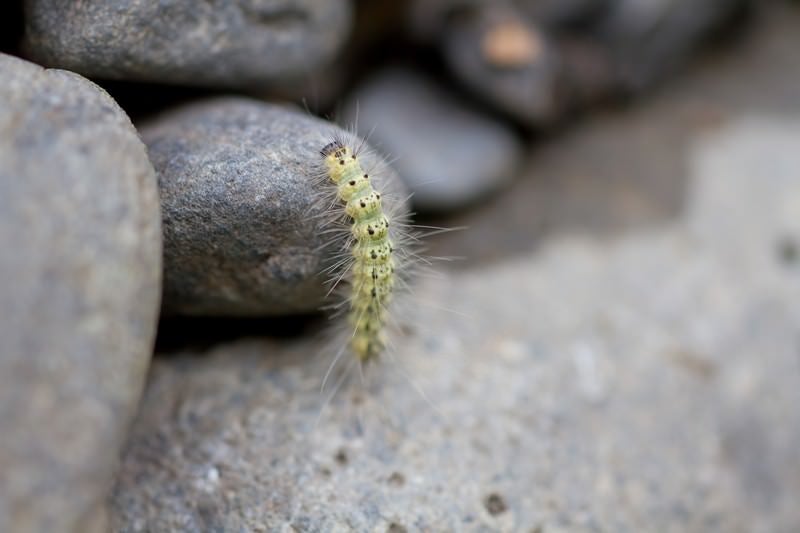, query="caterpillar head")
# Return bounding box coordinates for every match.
[321,140,356,184]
